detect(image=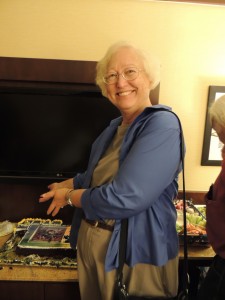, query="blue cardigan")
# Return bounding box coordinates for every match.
[70,105,183,272]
